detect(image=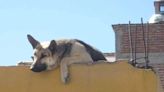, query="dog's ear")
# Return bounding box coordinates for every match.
[48,40,57,53]
[27,34,40,49]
